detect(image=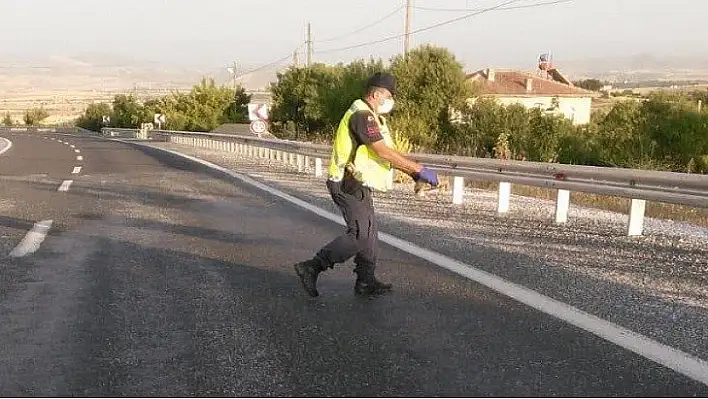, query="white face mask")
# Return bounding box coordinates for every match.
[377,98,395,114]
